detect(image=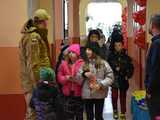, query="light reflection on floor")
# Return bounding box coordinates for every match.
[103,86,133,120]
[103,88,113,120]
